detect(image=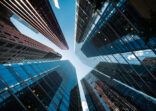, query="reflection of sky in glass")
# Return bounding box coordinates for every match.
[10,0,91,110]
[9,1,156,110]
[10,17,91,110]
[0,60,78,110]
